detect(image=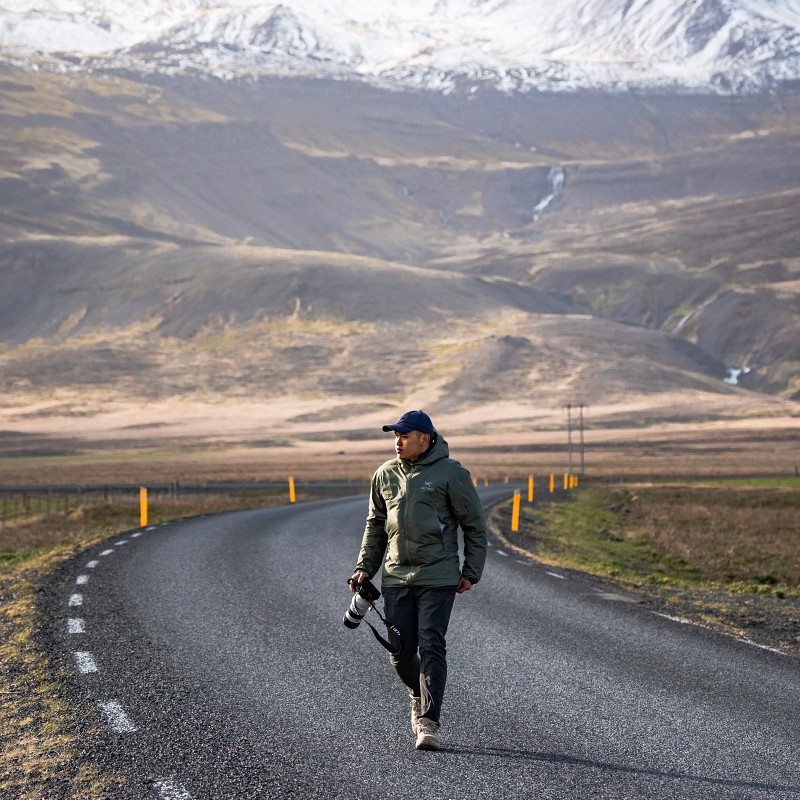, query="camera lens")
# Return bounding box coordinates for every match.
[343,593,370,629]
